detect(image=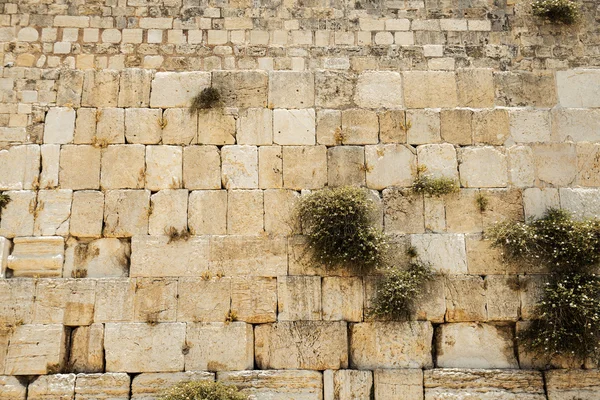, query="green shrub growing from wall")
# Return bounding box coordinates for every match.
[160,381,246,400]
[189,87,221,114]
[532,0,579,25]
